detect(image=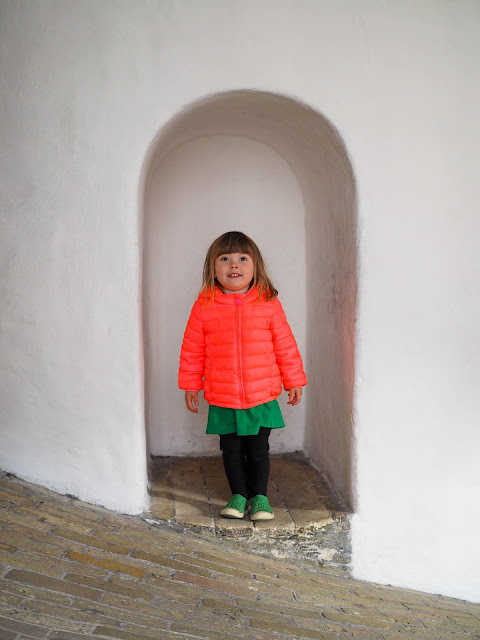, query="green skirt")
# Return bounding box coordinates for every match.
[206,400,285,436]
